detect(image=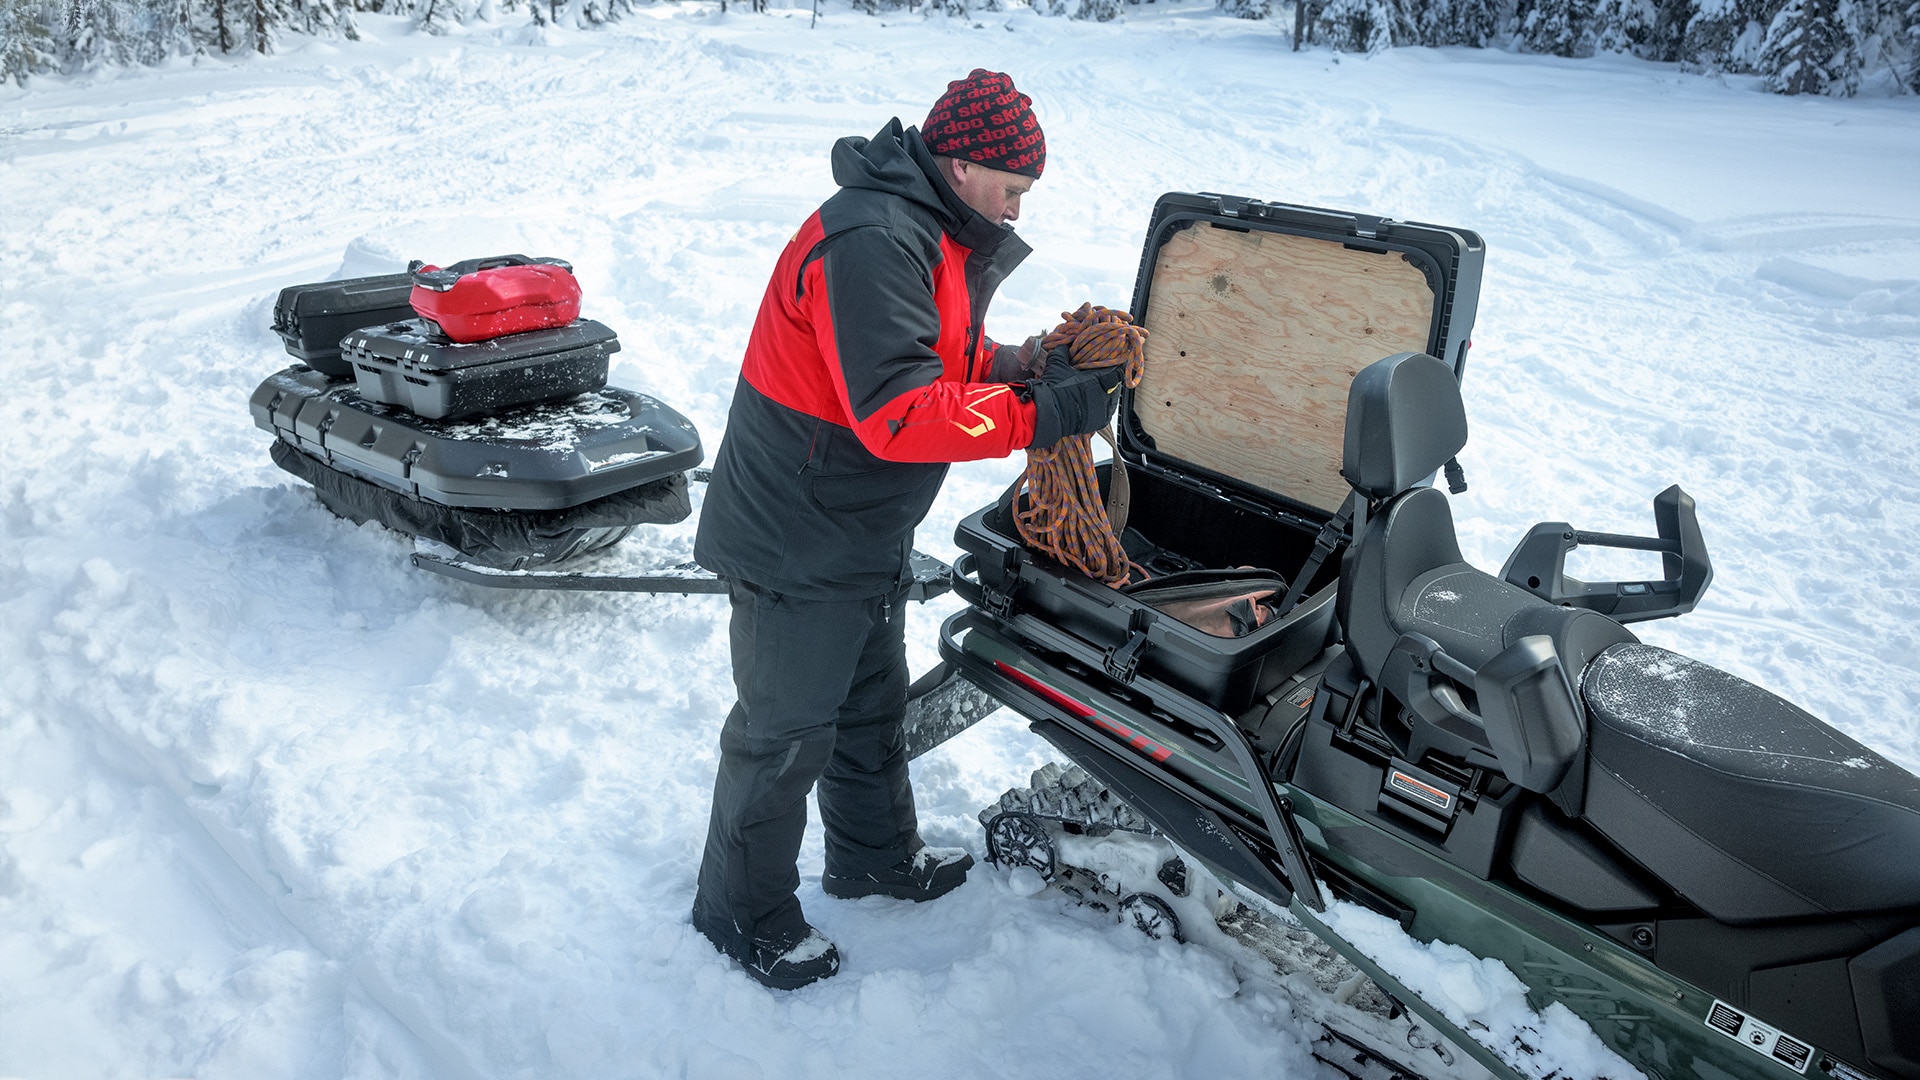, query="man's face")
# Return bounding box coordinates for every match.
[947,159,1035,226]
